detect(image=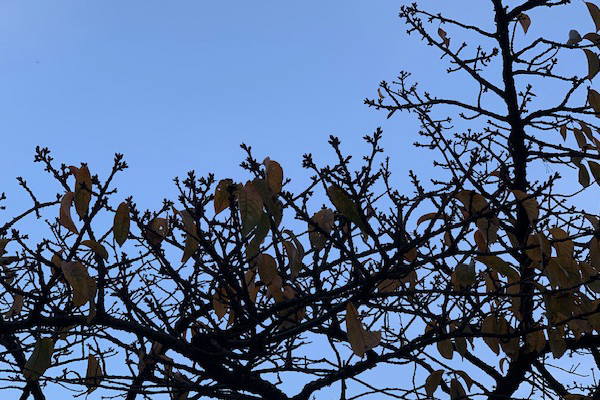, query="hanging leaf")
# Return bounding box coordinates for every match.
[584,49,600,80]
[517,13,531,34]
[145,217,170,247]
[85,354,103,392]
[455,370,474,390]
[265,160,283,194]
[589,88,600,115]
[4,294,23,318]
[511,190,539,224]
[589,161,600,186]
[61,261,97,307]
[237,181,264,236]
[437,27,450,47]
[587,2,600,32]
[308,208,335,250]
[256,254,284,302]
[559,125,568,140]
[59,192,78,234]
[425,370,444,396]
[212,287,229,320]
[456,190,488,215]
[548,326,567,359]
[113,202,130,246]
[579,163,591,187]
[73,165,92,219]
[345,303,381,357]
[214,179,233,215]
[177,210,199,264]
[437,338,453,360]
[477,256,520,280]
[23,338,54,380]
[449,378,467,400]
[326,185,367,232]
[81,240,109,260]
[452,261,476,290]
[574,128,588,149]
[416,212,444,226]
